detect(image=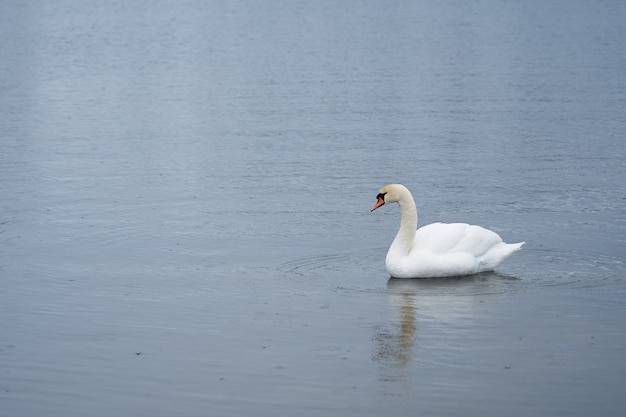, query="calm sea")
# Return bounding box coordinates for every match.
[1,1,625,416]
